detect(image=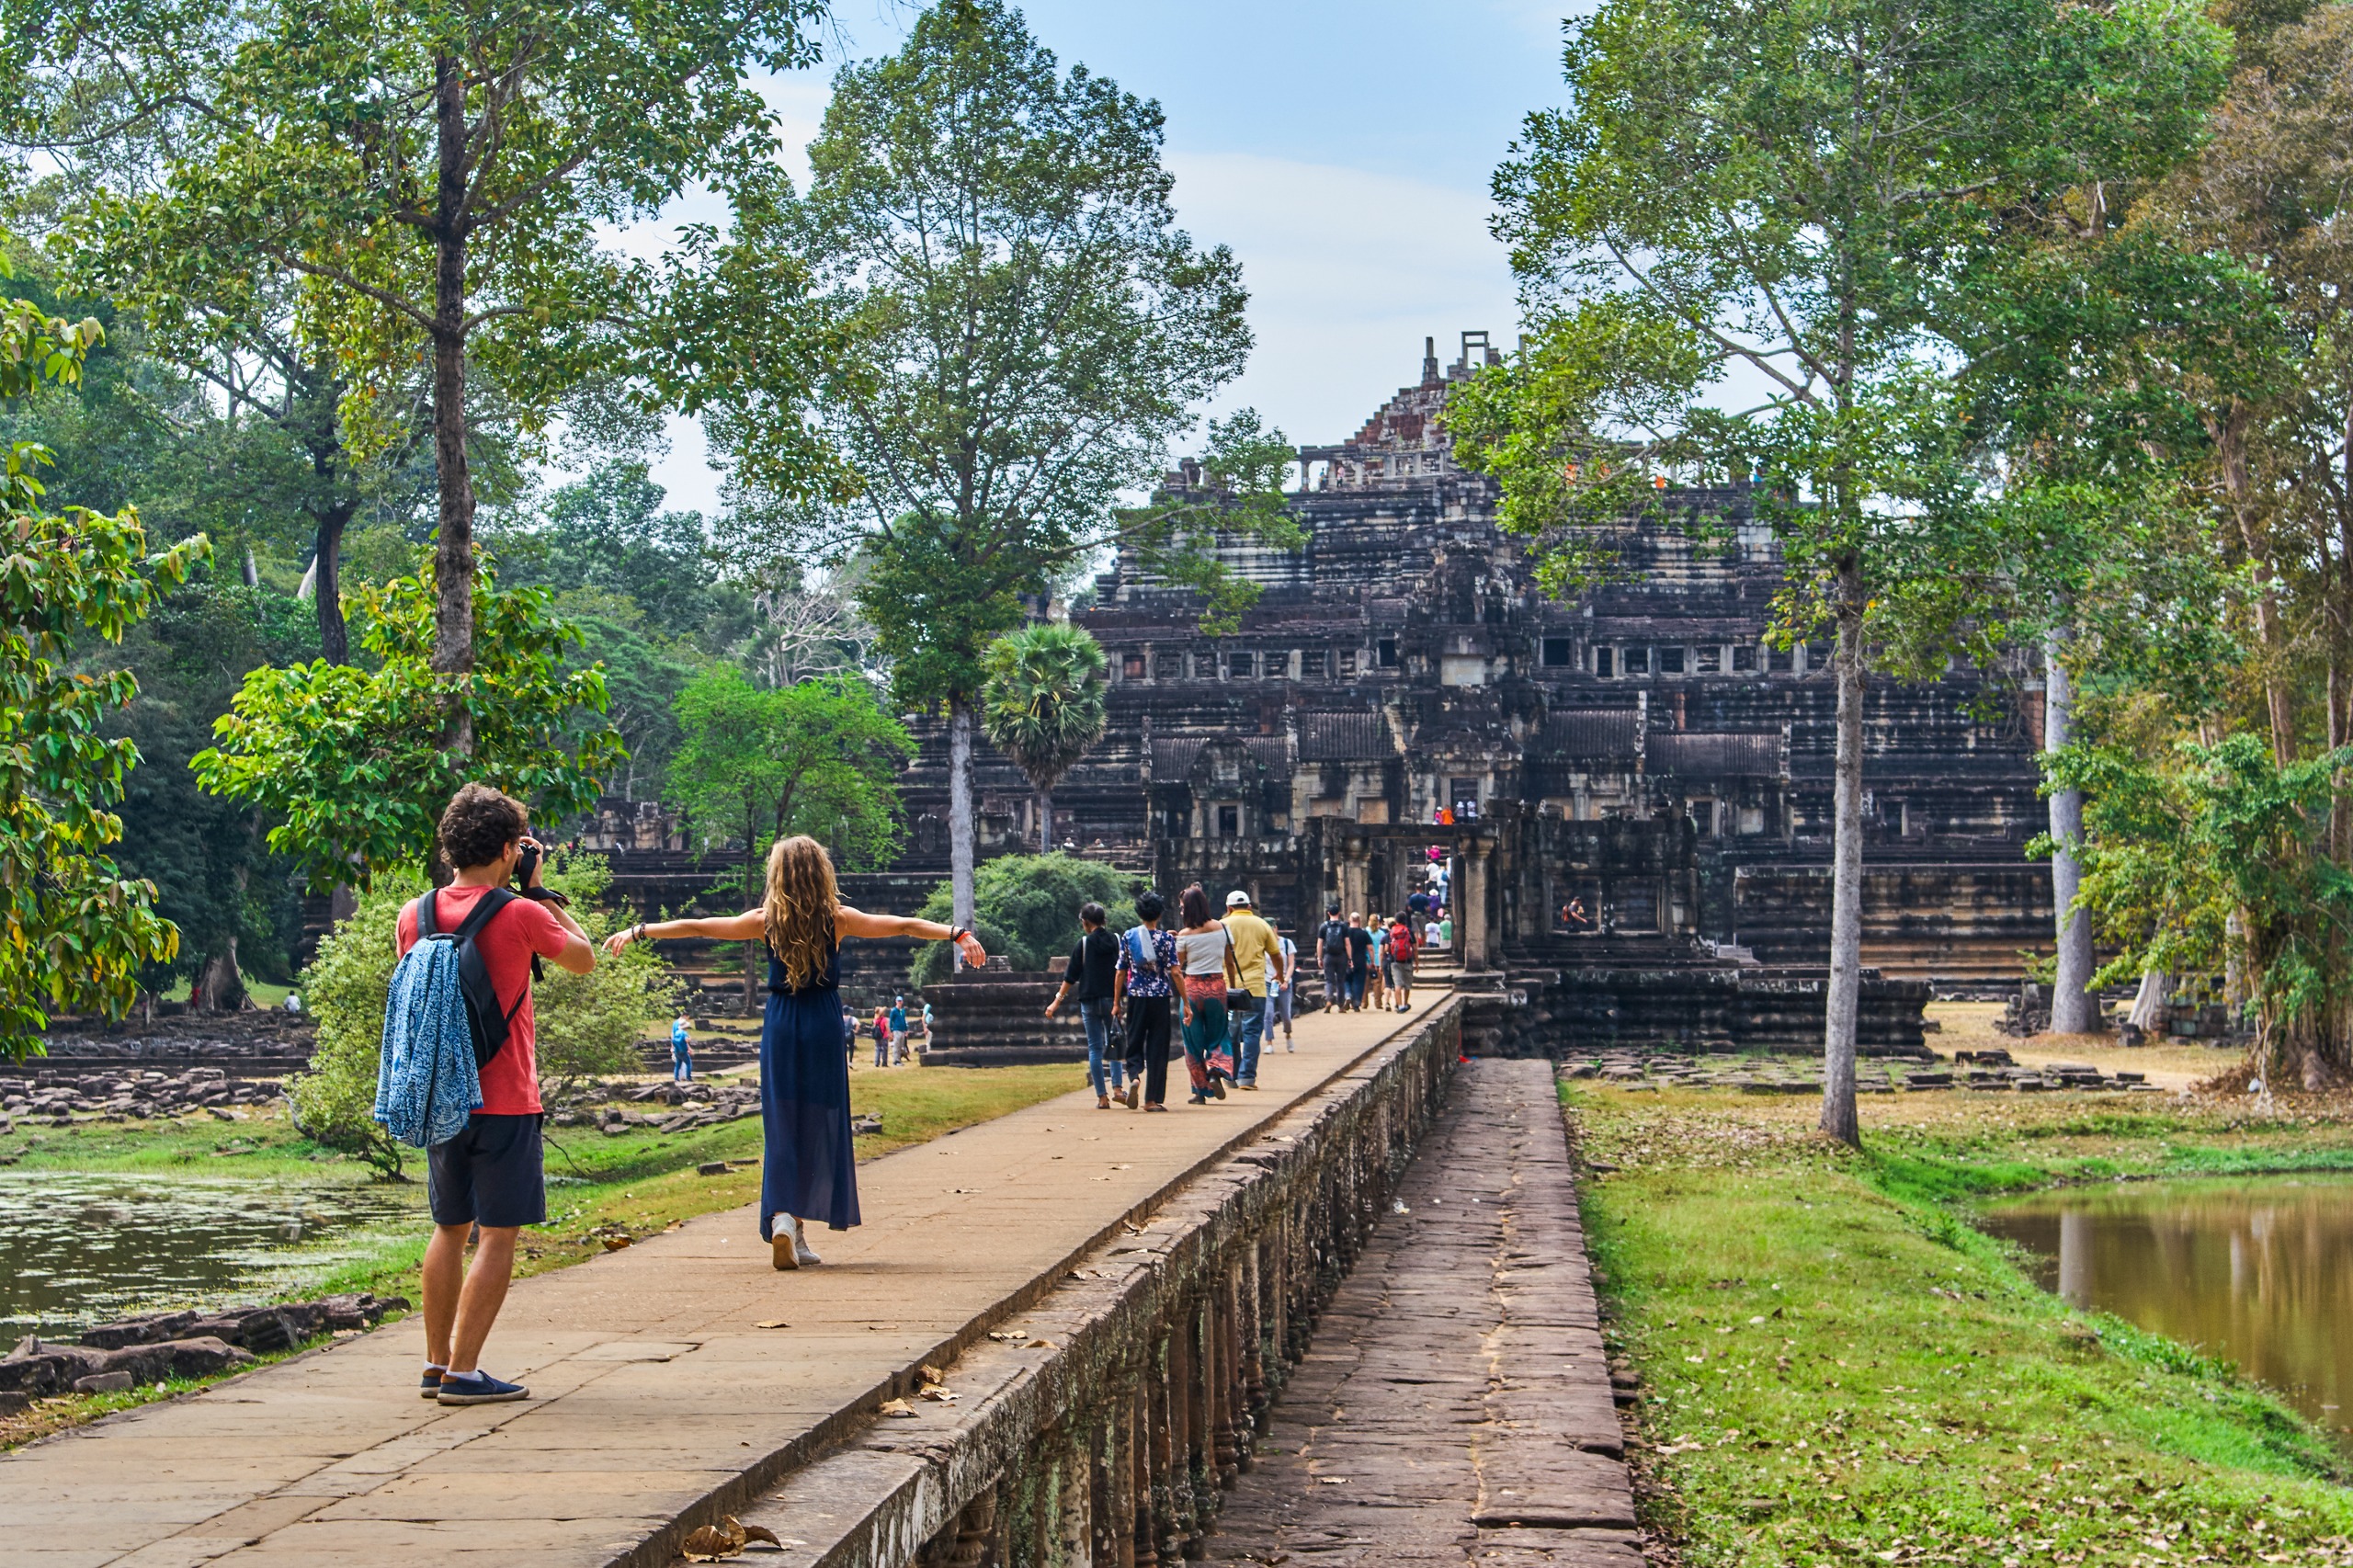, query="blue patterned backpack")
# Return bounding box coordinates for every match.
[374,890,525,1147]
